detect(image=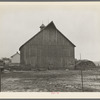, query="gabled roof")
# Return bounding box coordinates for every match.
[19,21,75,50]
[11,52,20,58]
